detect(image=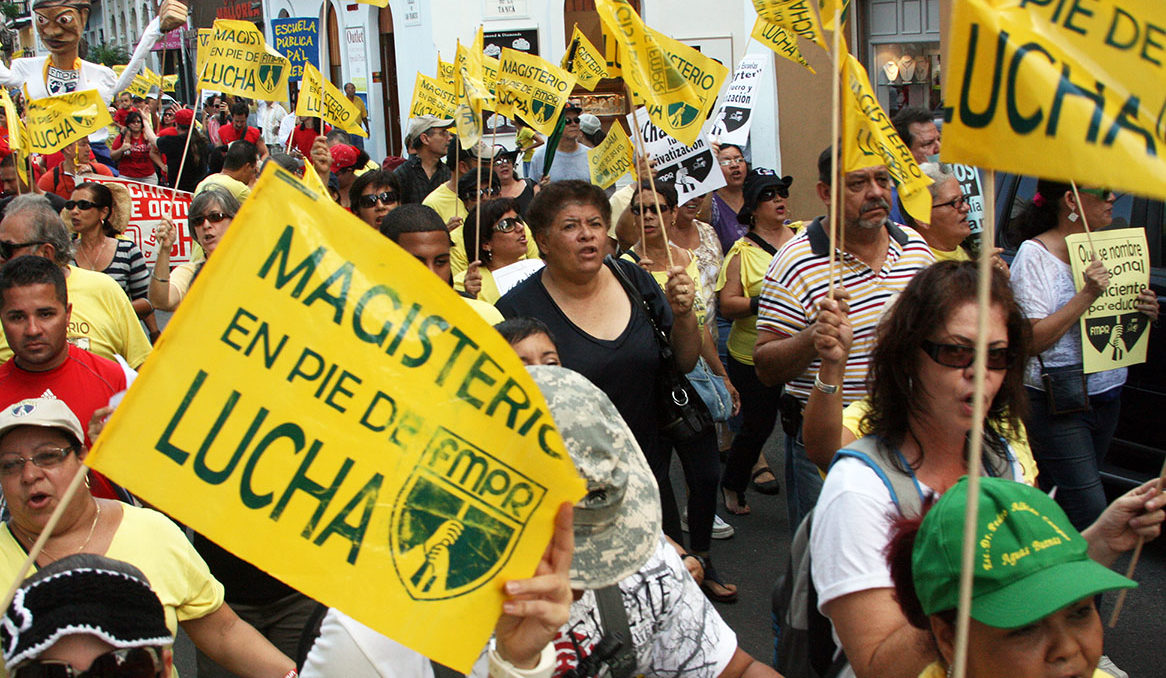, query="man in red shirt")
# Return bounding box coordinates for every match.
[0,255,135,500]
[217,100,268,161]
